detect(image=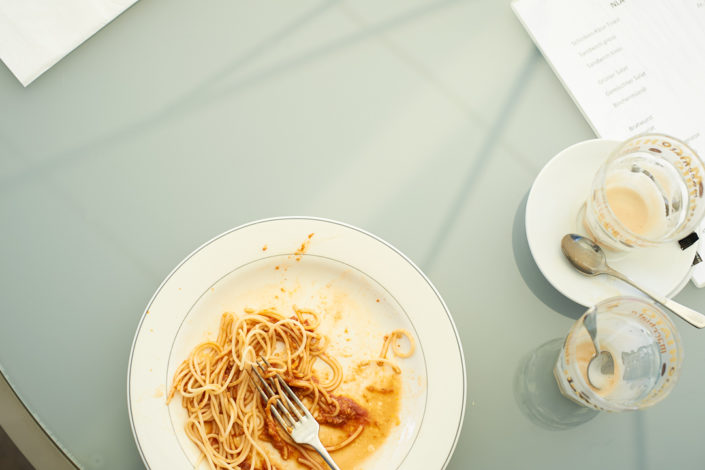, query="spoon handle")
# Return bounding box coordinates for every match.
[605,267,705,329]
[582,306,601,352]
